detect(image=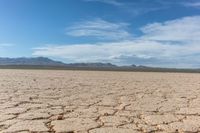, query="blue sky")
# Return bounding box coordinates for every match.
[0,0,200,68]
